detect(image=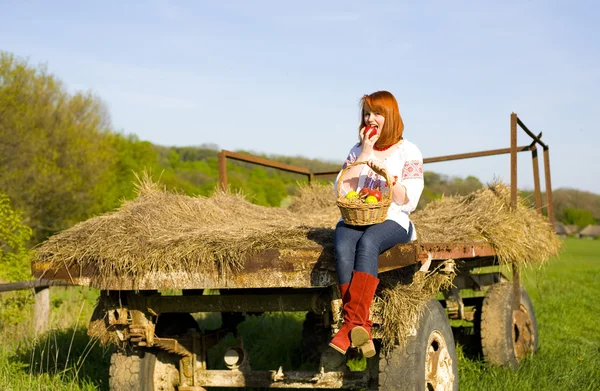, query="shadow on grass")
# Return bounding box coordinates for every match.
[452,325,483,360]
[13,326,112,390]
